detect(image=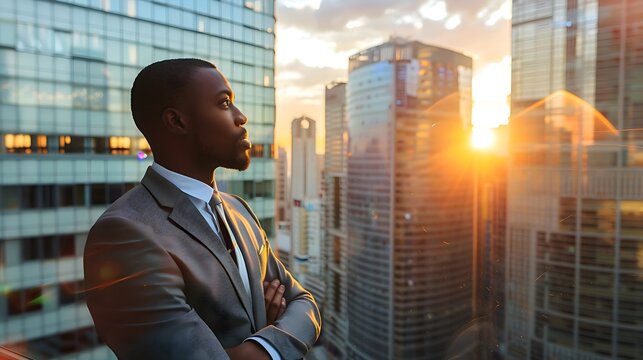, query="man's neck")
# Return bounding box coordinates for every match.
[153,159,217,187]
